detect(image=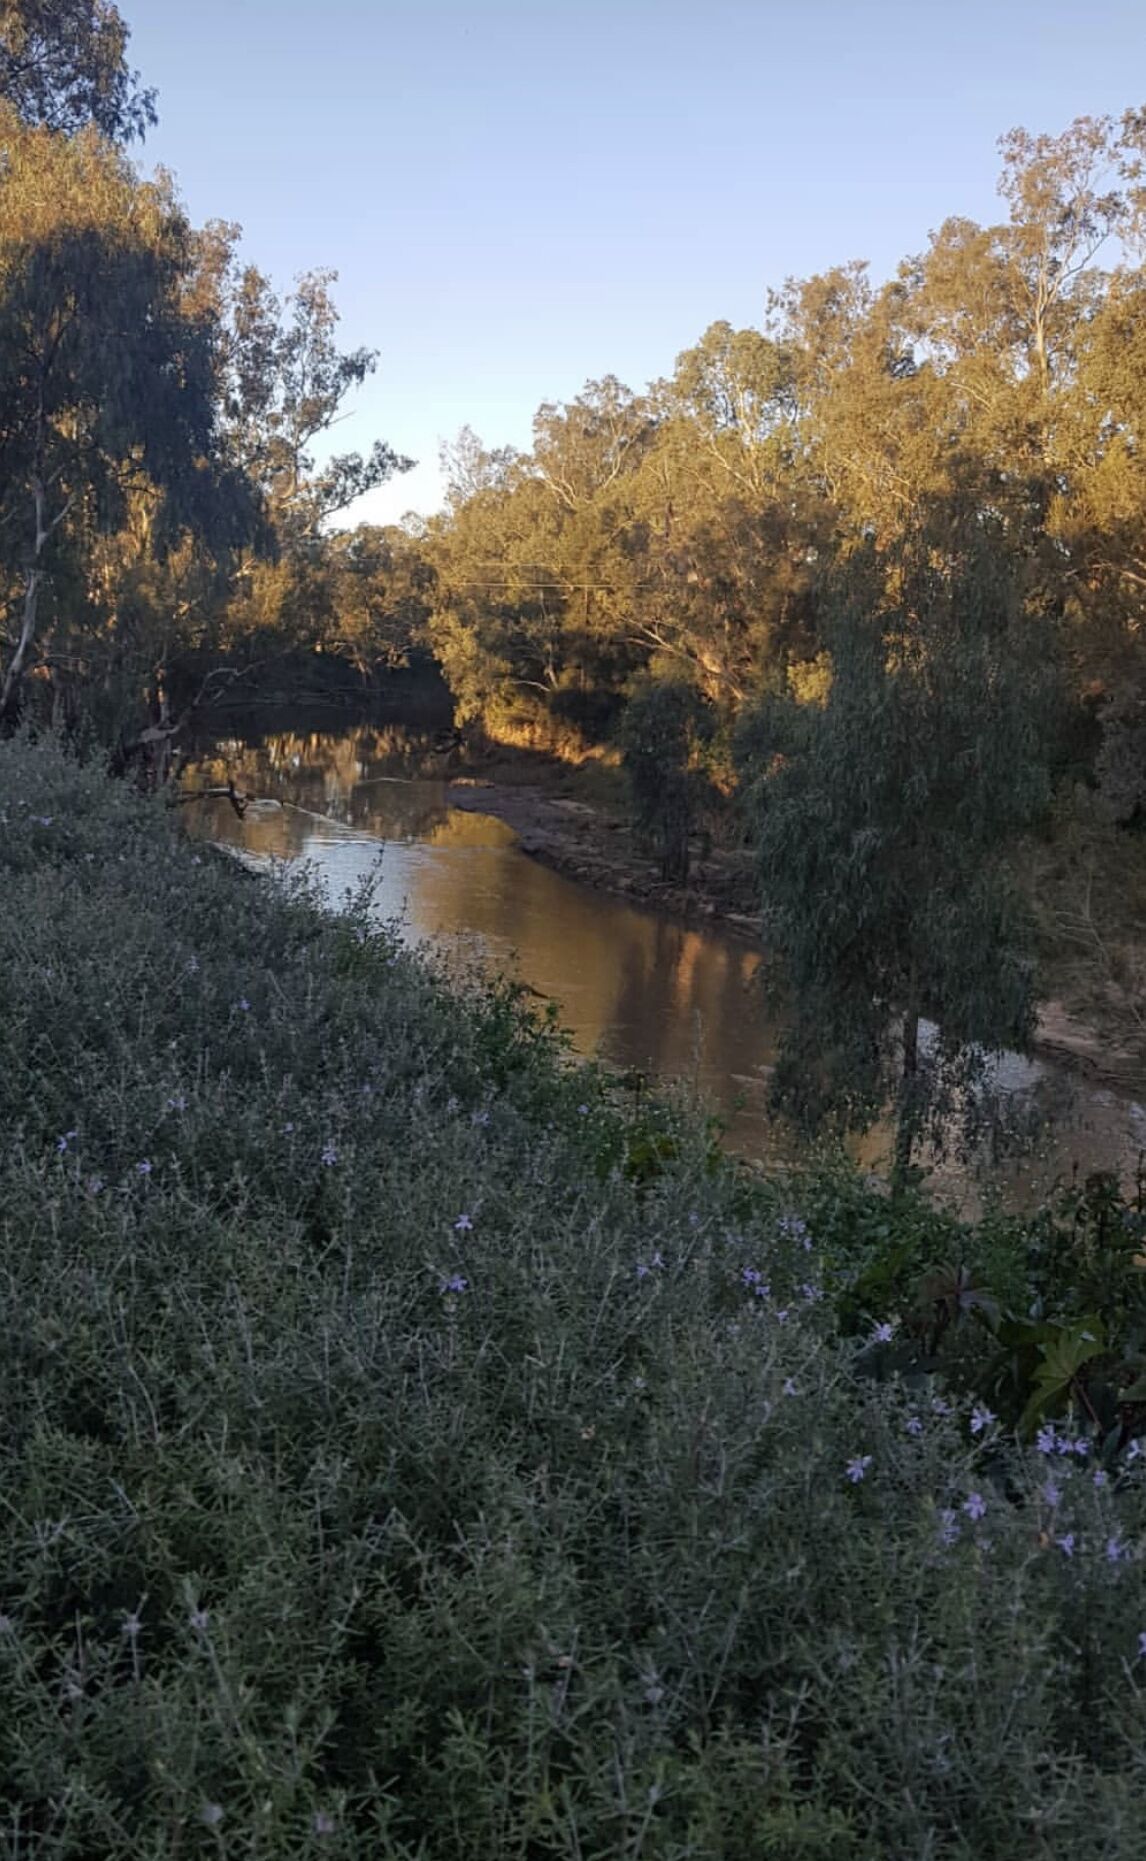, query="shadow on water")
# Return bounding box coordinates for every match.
[182,724,1146,1210]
